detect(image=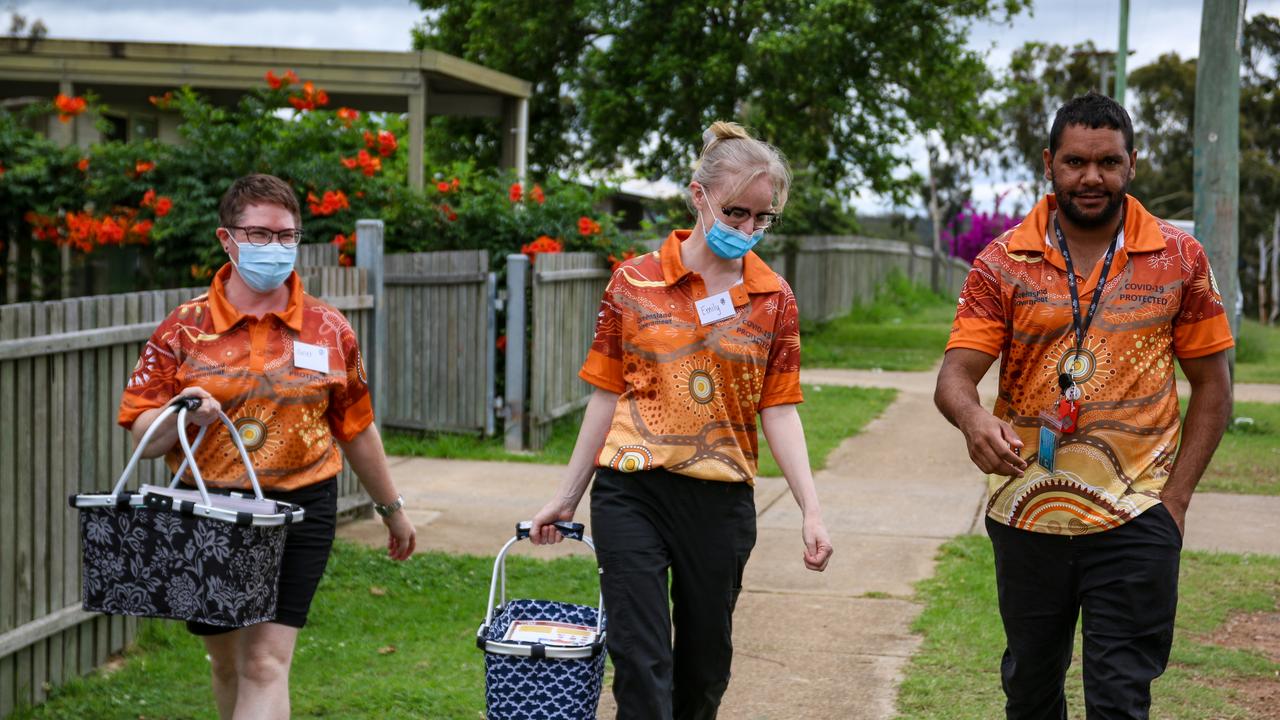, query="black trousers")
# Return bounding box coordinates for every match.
[986,504,1183,720]
[590,467,756,720]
